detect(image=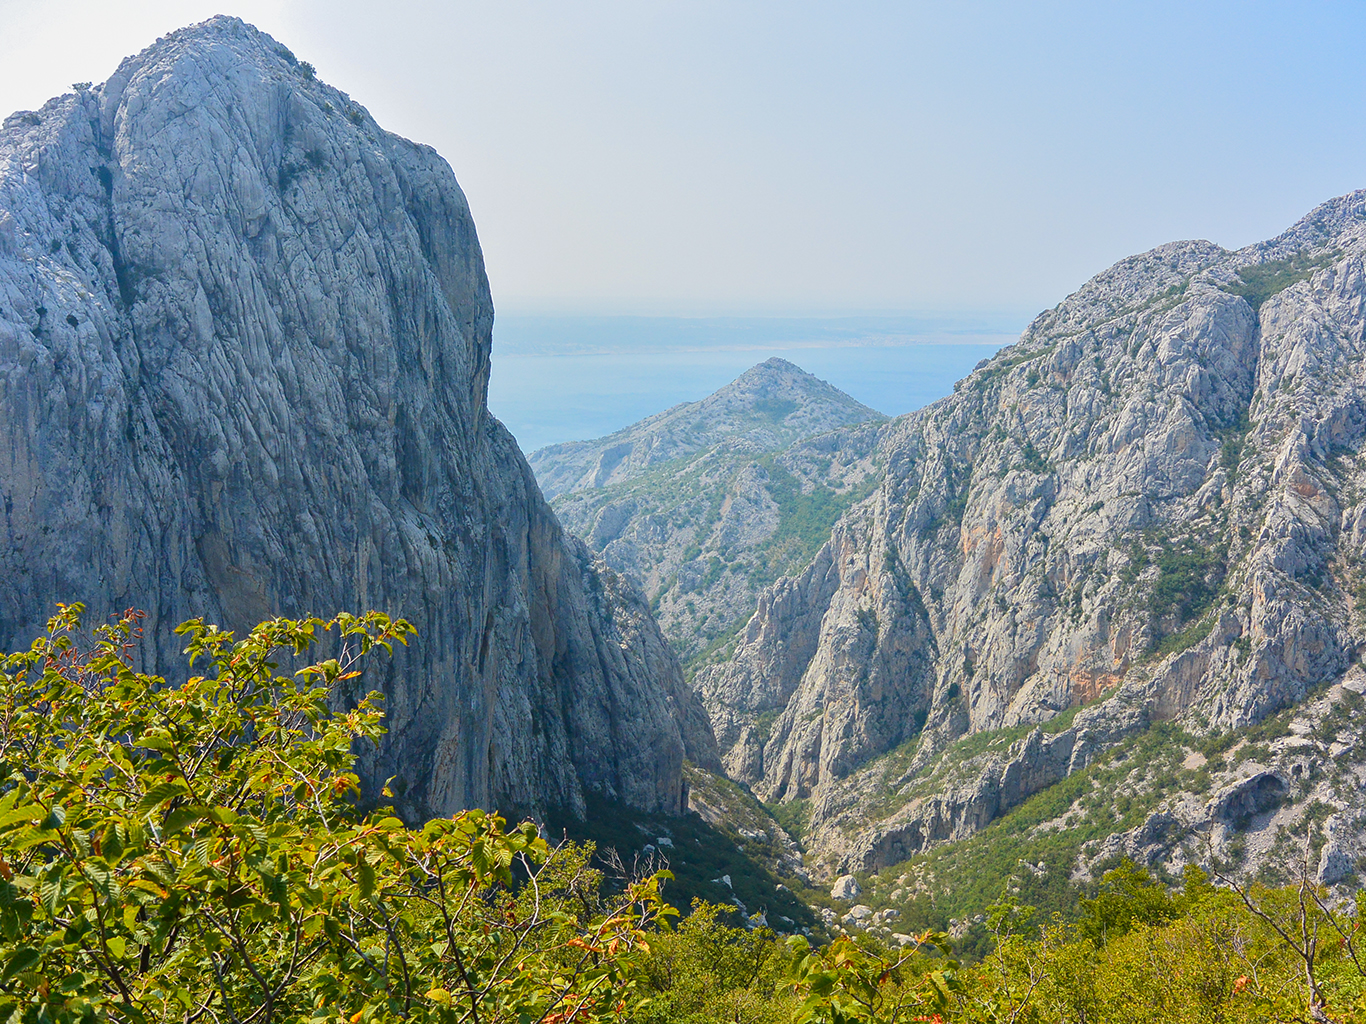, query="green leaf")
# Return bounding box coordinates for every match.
[1,947,39,980]
[136,781,188,815]
[0,805,47,829]
[9,826,55,851]
[358,857,376,901]
[62,916,92,945]
[82,858,114,891]
[100,821,124,863]
[163,805,207,835]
